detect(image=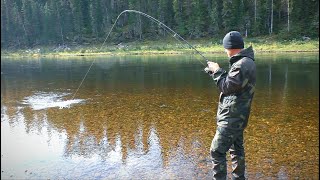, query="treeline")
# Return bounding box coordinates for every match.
[1,0,319,48]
